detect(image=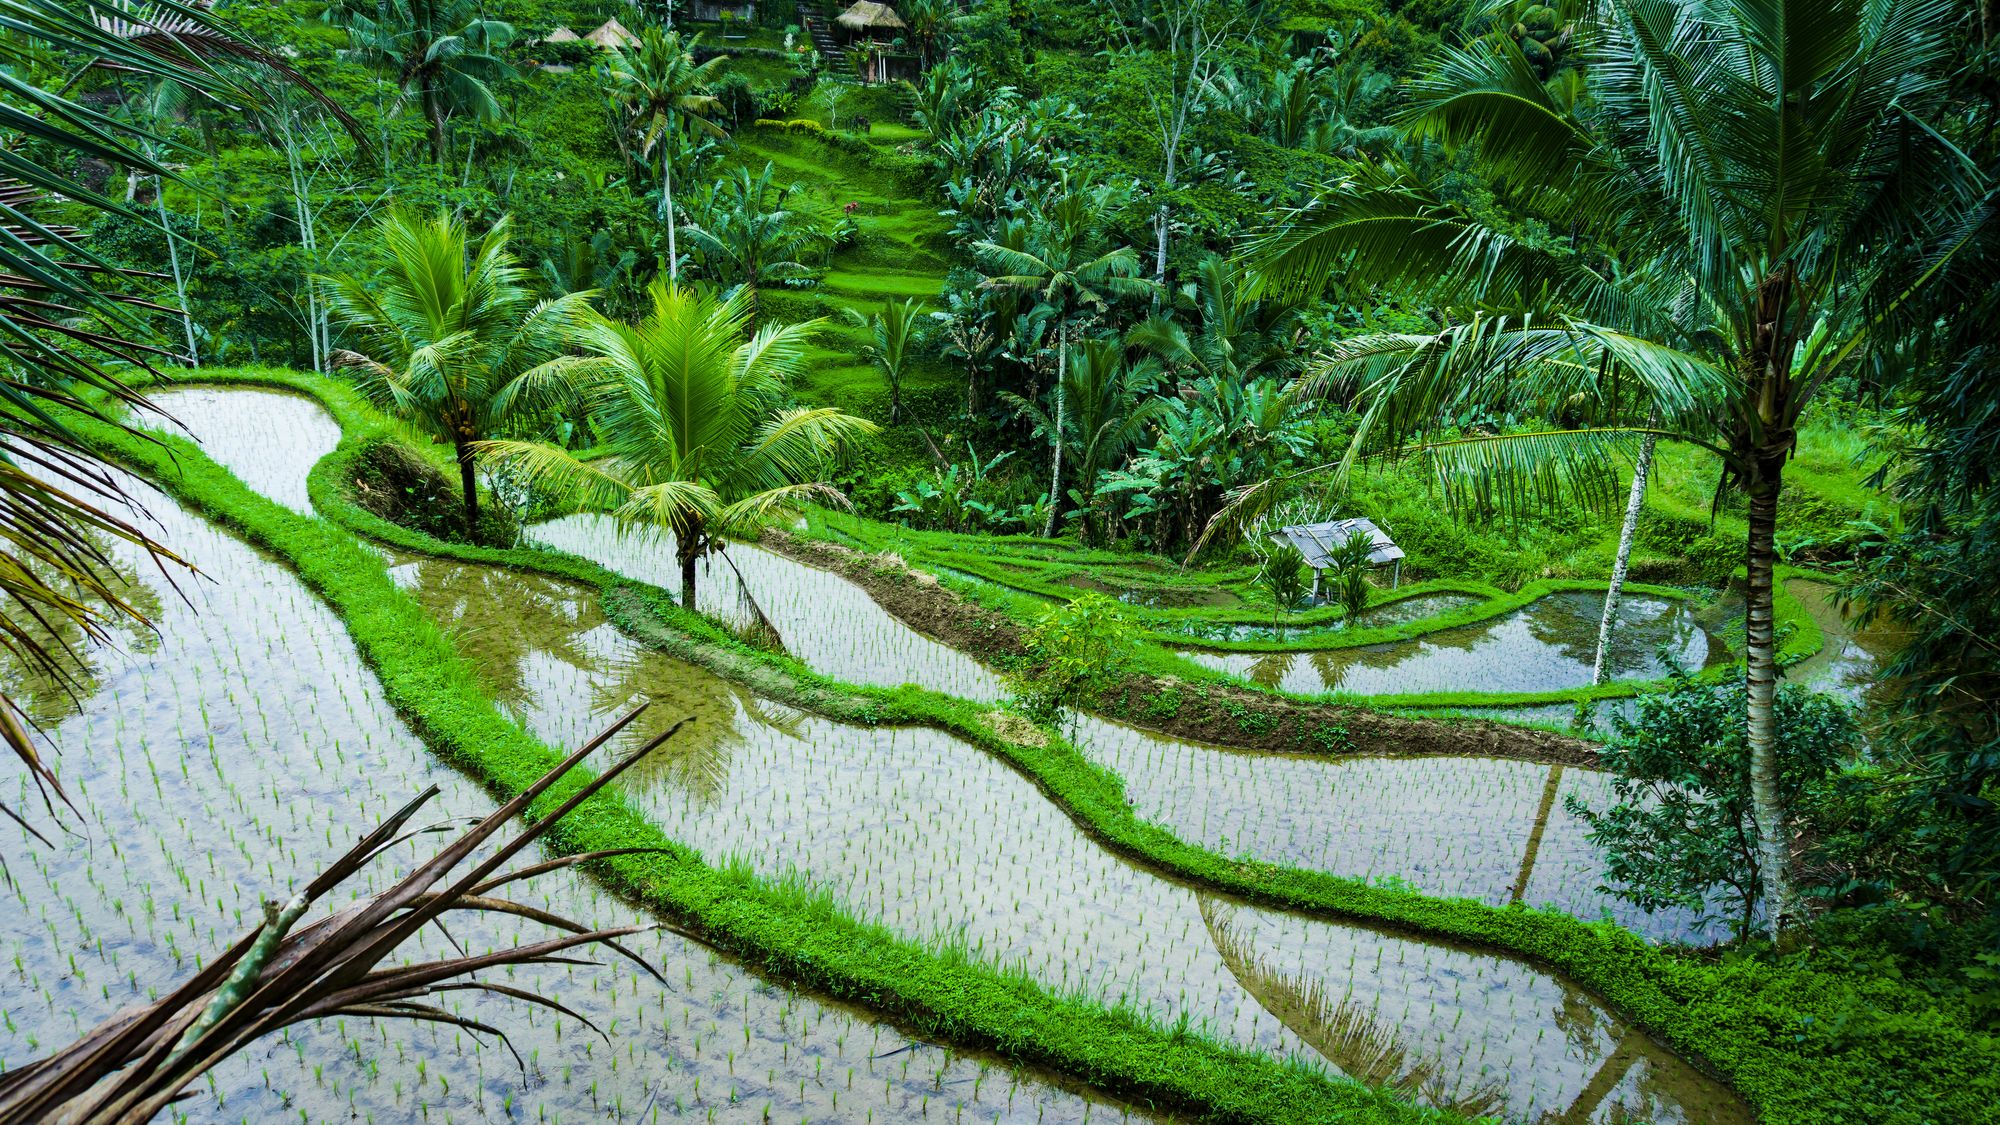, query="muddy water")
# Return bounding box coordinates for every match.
[528,513,1009,703]
[1785,579,1901,702]
[146,386,343,515]
[1161,593,1490,643]
[1069,716,1723,945]
[1180,591,1724,697]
